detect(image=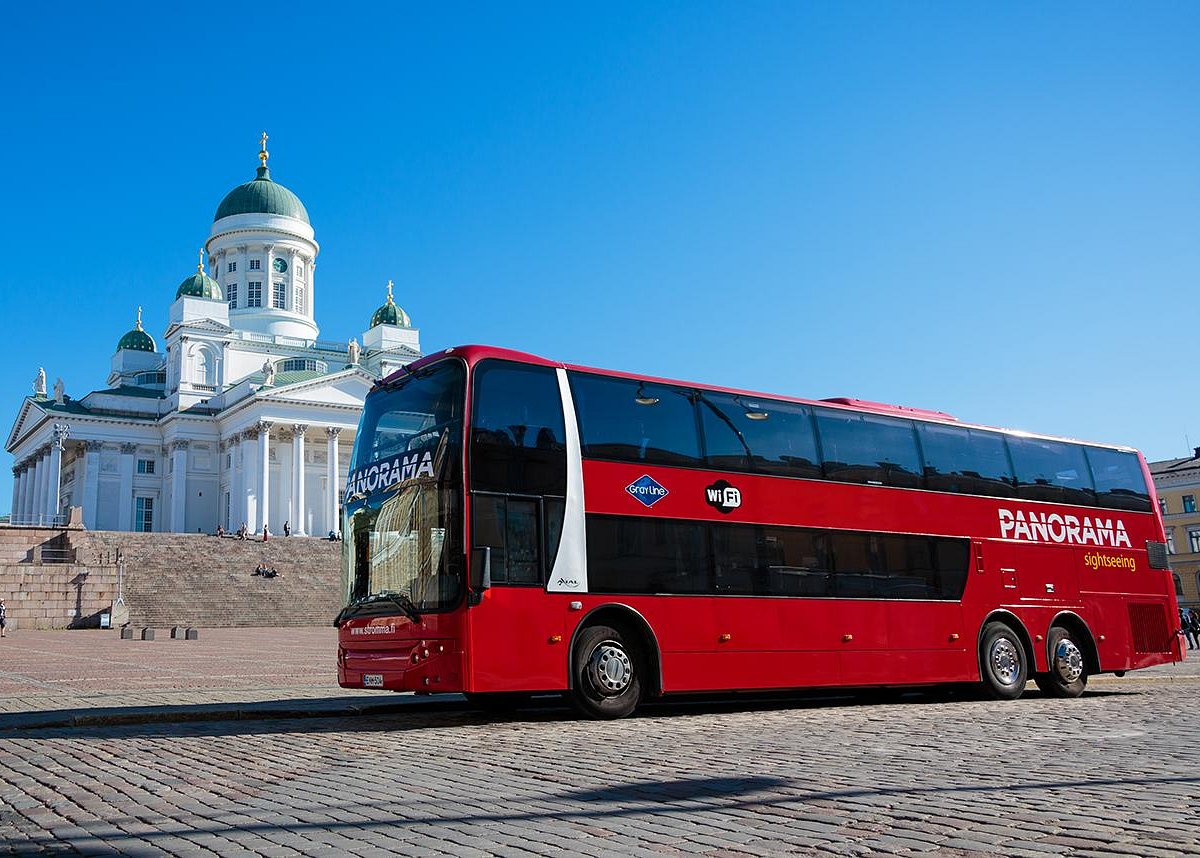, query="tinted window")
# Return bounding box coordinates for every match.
[712,525,830,596]
[1084,447,1152,512]
[472,495,542,585]
[587,516,710,594]
[1007,436,1096,506]
[570,373,701,466]
[471,361,566,495]
[814,409,923,488]
[918,422,1015,497]
[699,392,821,479]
